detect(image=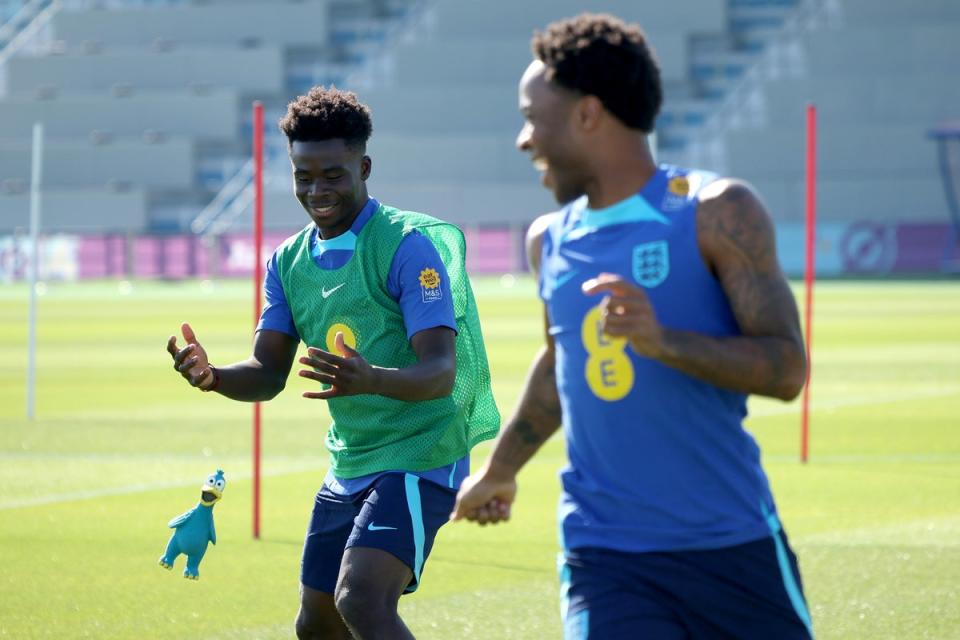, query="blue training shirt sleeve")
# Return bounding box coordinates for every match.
[256,252,299,339]
[386,230,458,340]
